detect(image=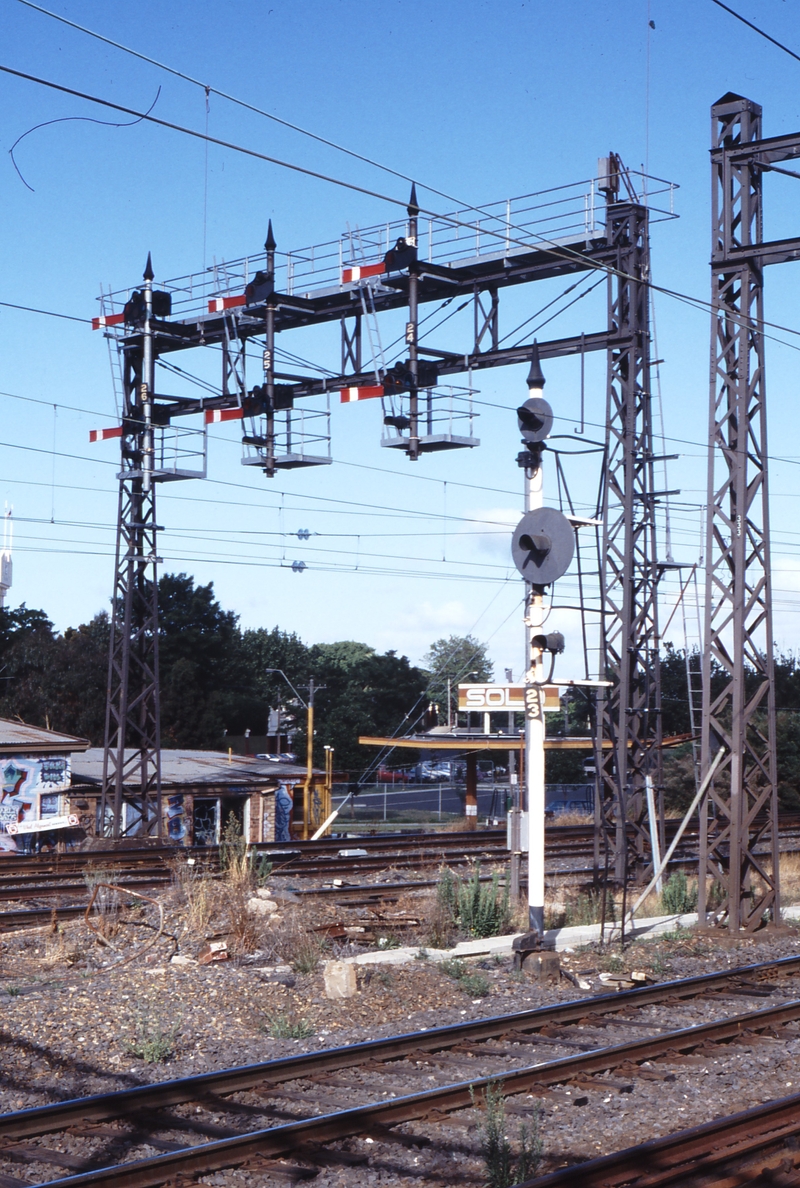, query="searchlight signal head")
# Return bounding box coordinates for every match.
[531,631,565,654]
[517,342,553,465]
